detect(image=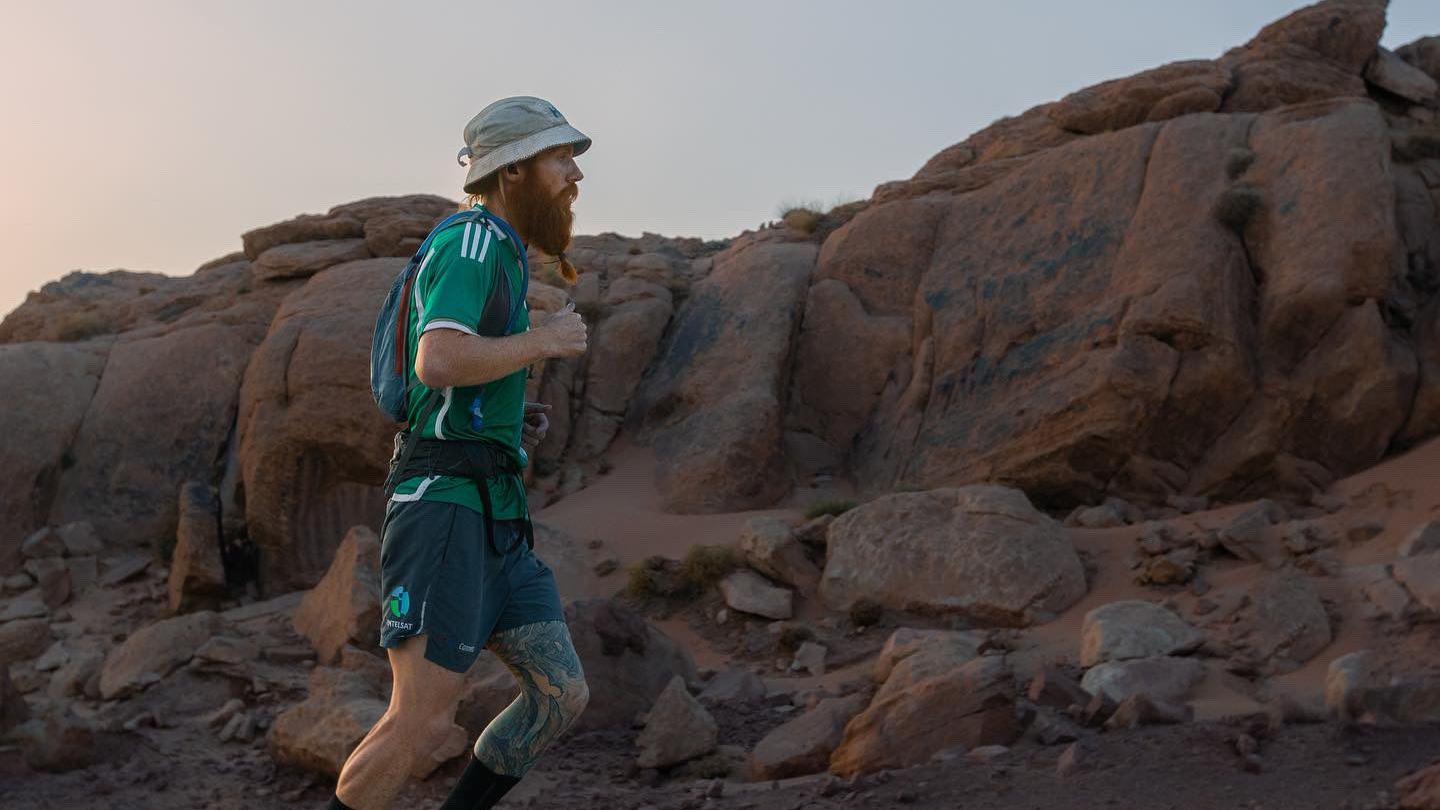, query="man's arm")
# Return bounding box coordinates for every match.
[416,302,587,389]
